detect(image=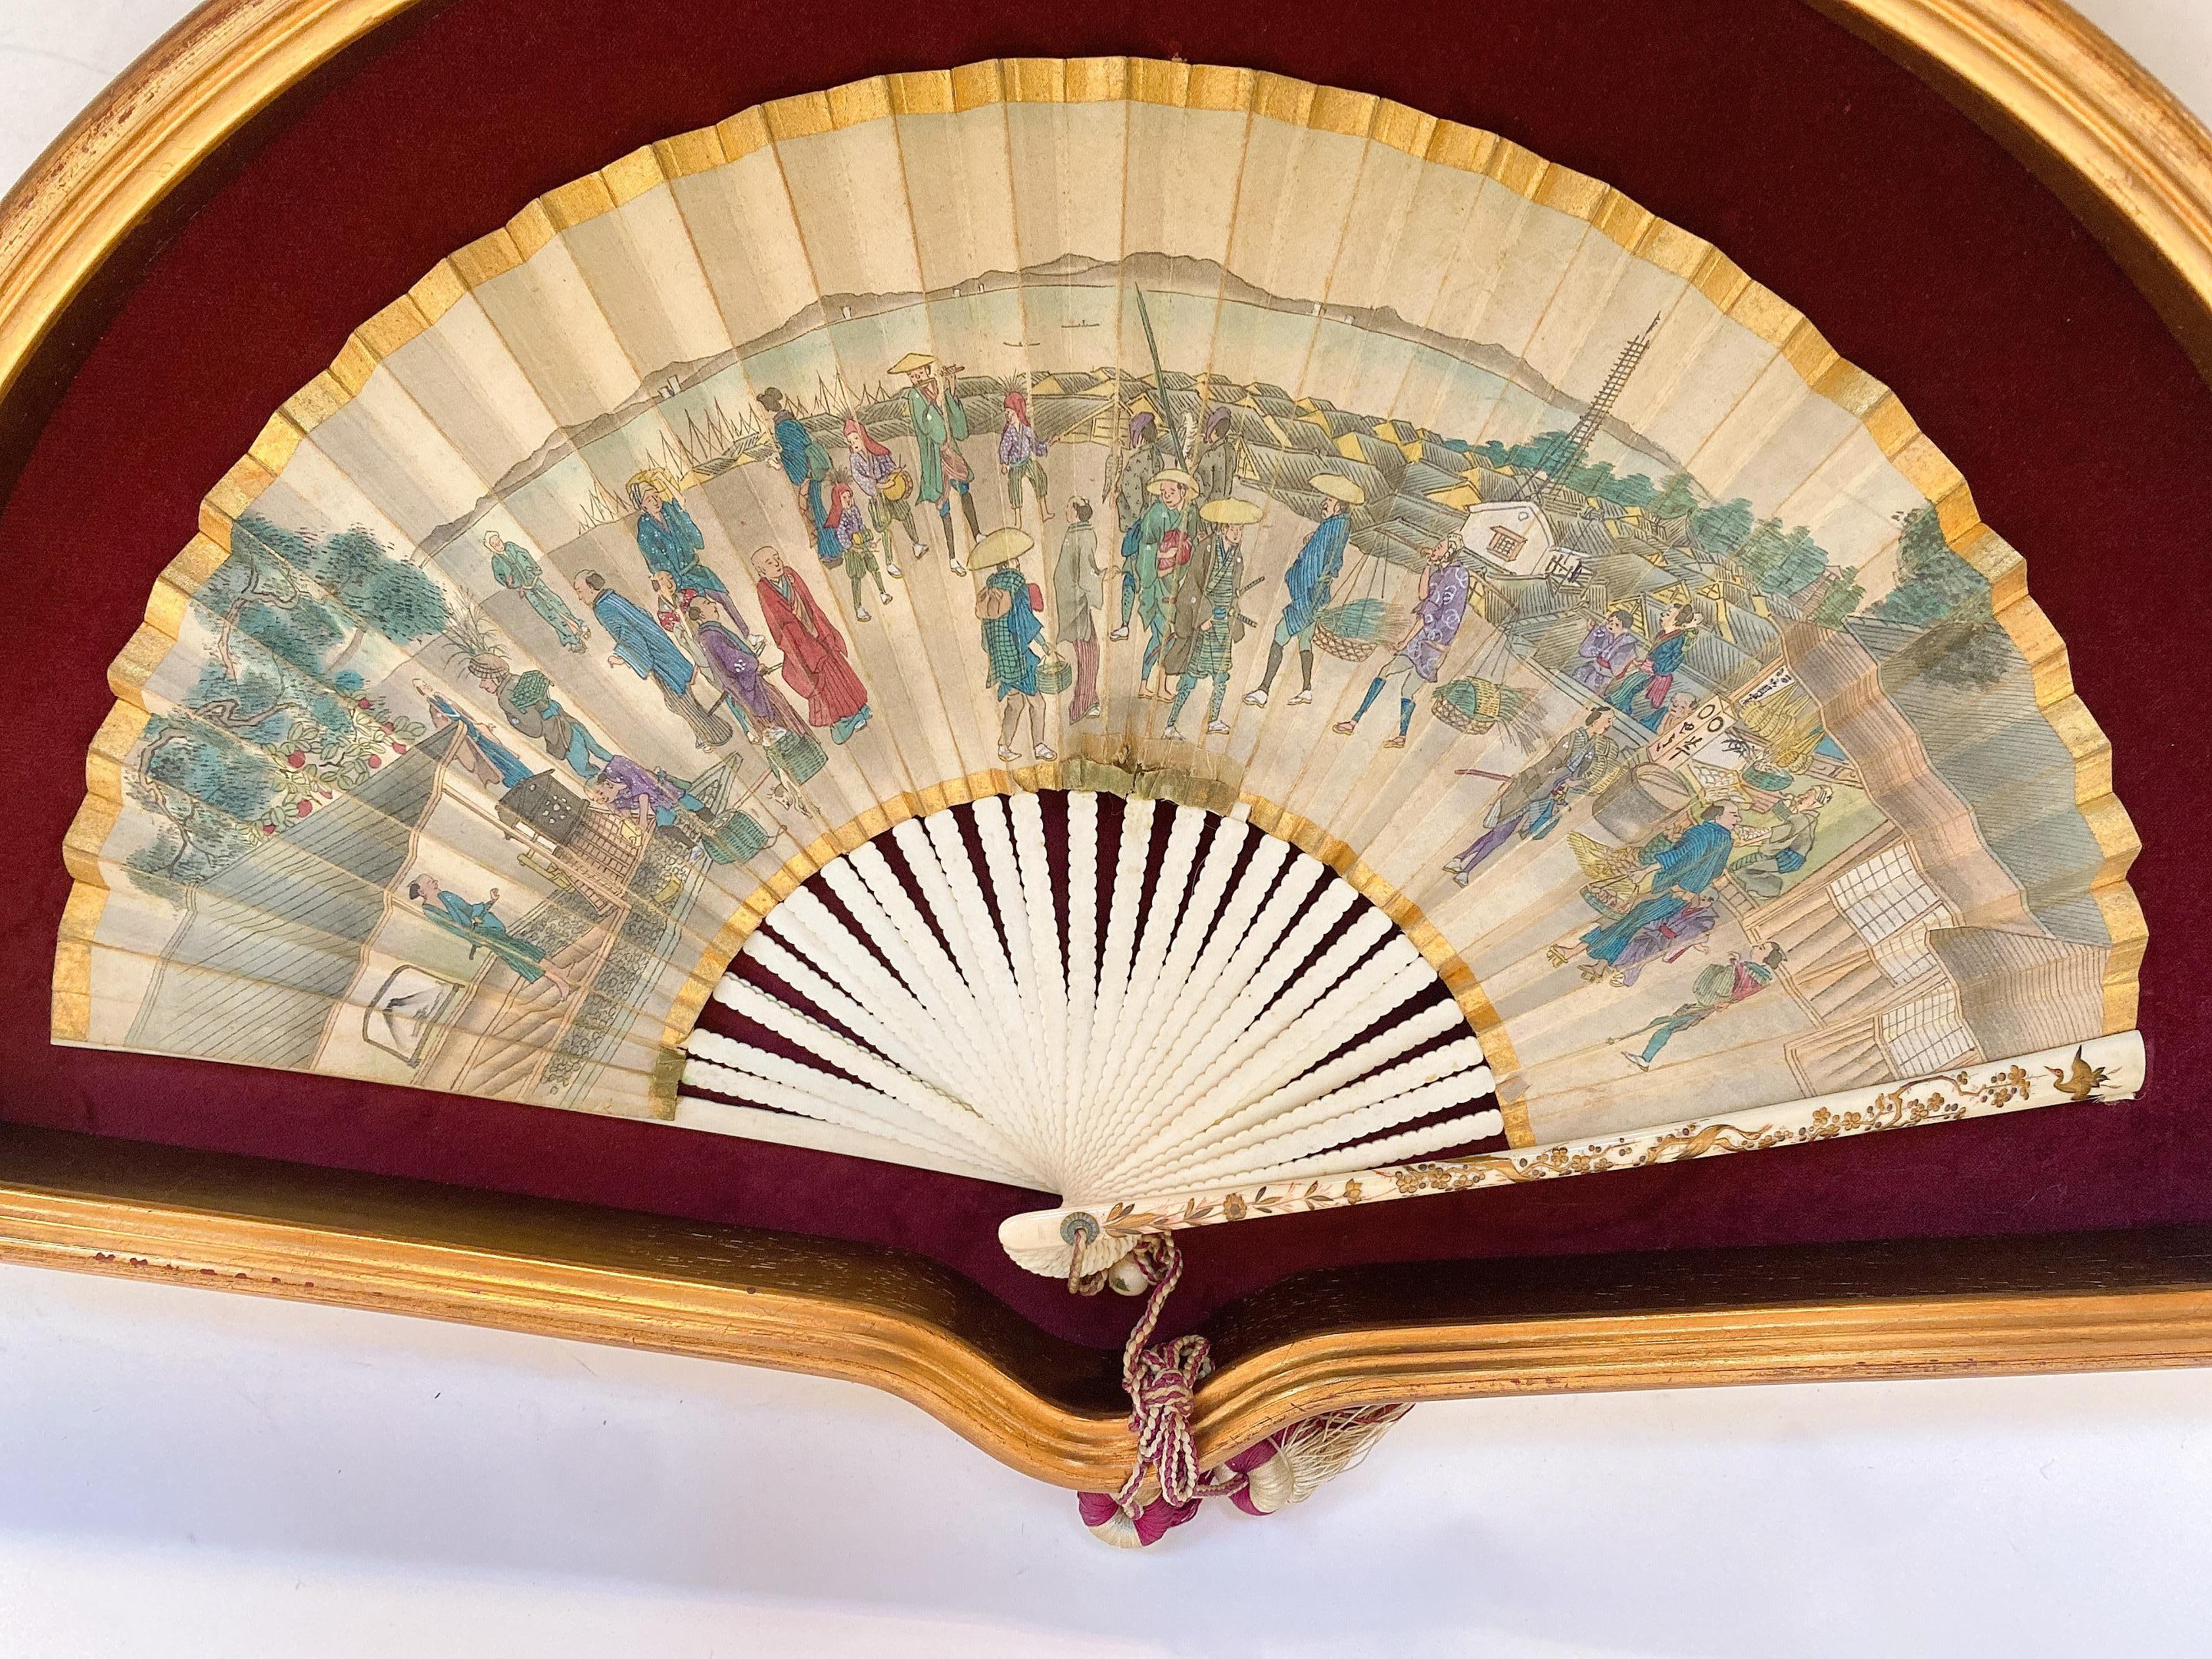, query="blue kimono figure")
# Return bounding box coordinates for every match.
[426,694,532,788]
[630,481,727,596]
[769,402,842,568]
[979,561,1053,760]
[581,572,733,749]
[1245,498,1352,705]
[409,879,555,985]
[1605,607,1697,731]
[1577,806,1740,970]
